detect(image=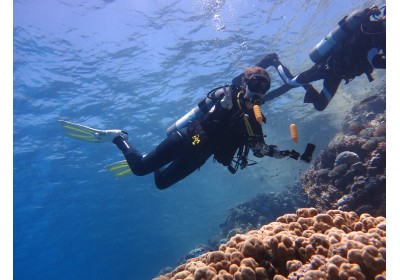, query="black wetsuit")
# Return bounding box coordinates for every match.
[113,85,266,189]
